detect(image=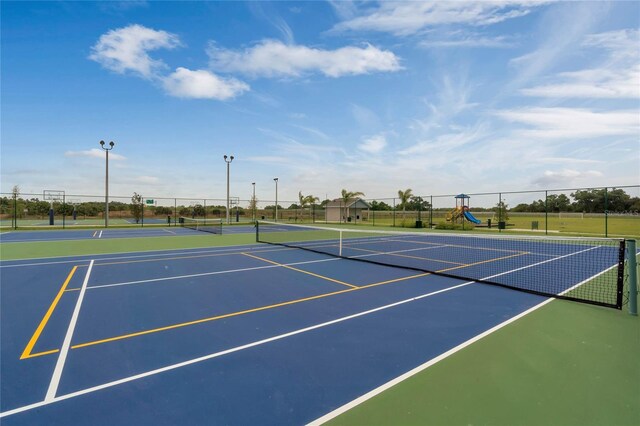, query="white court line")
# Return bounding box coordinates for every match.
[308,254,619,425]
[0,280,476,419]
[98,231,103,239]
[0,243,280,268]
[44,260,94,402]
[163,228,176,234]
[84,246,448,291]
[85,257,341,290]
[0,246,603,418]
